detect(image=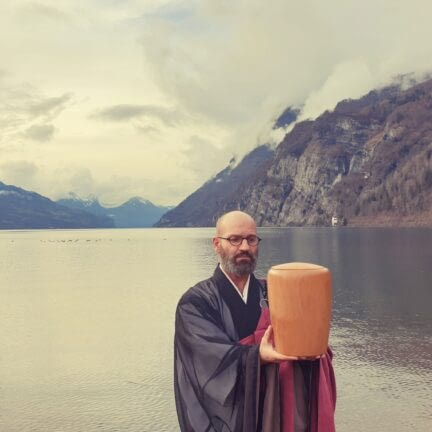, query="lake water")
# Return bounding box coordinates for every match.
[0,227,431,431]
